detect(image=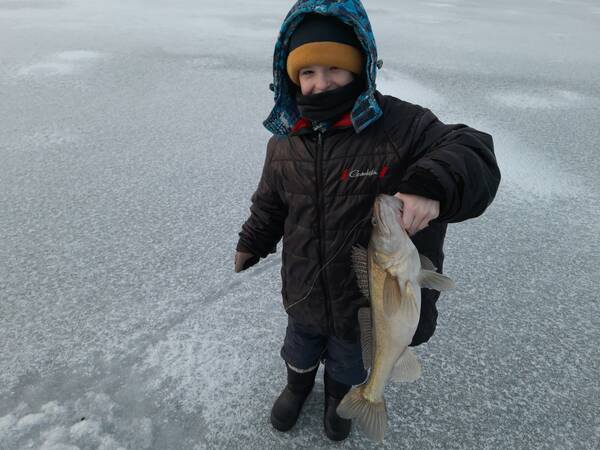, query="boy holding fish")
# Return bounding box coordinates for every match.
[235,0,500,441]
